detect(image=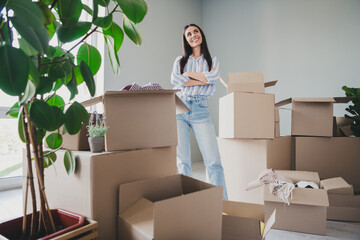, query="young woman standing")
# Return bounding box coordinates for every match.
[171,24,228,200]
